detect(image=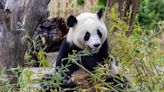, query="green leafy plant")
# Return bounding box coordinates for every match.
[97,0,107,8]
[77,0,85,6]
[136,0,164,30]
[107,3,164,91]
[24,35,49,67]
[0,68,17,92]
[18,68,34,89]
